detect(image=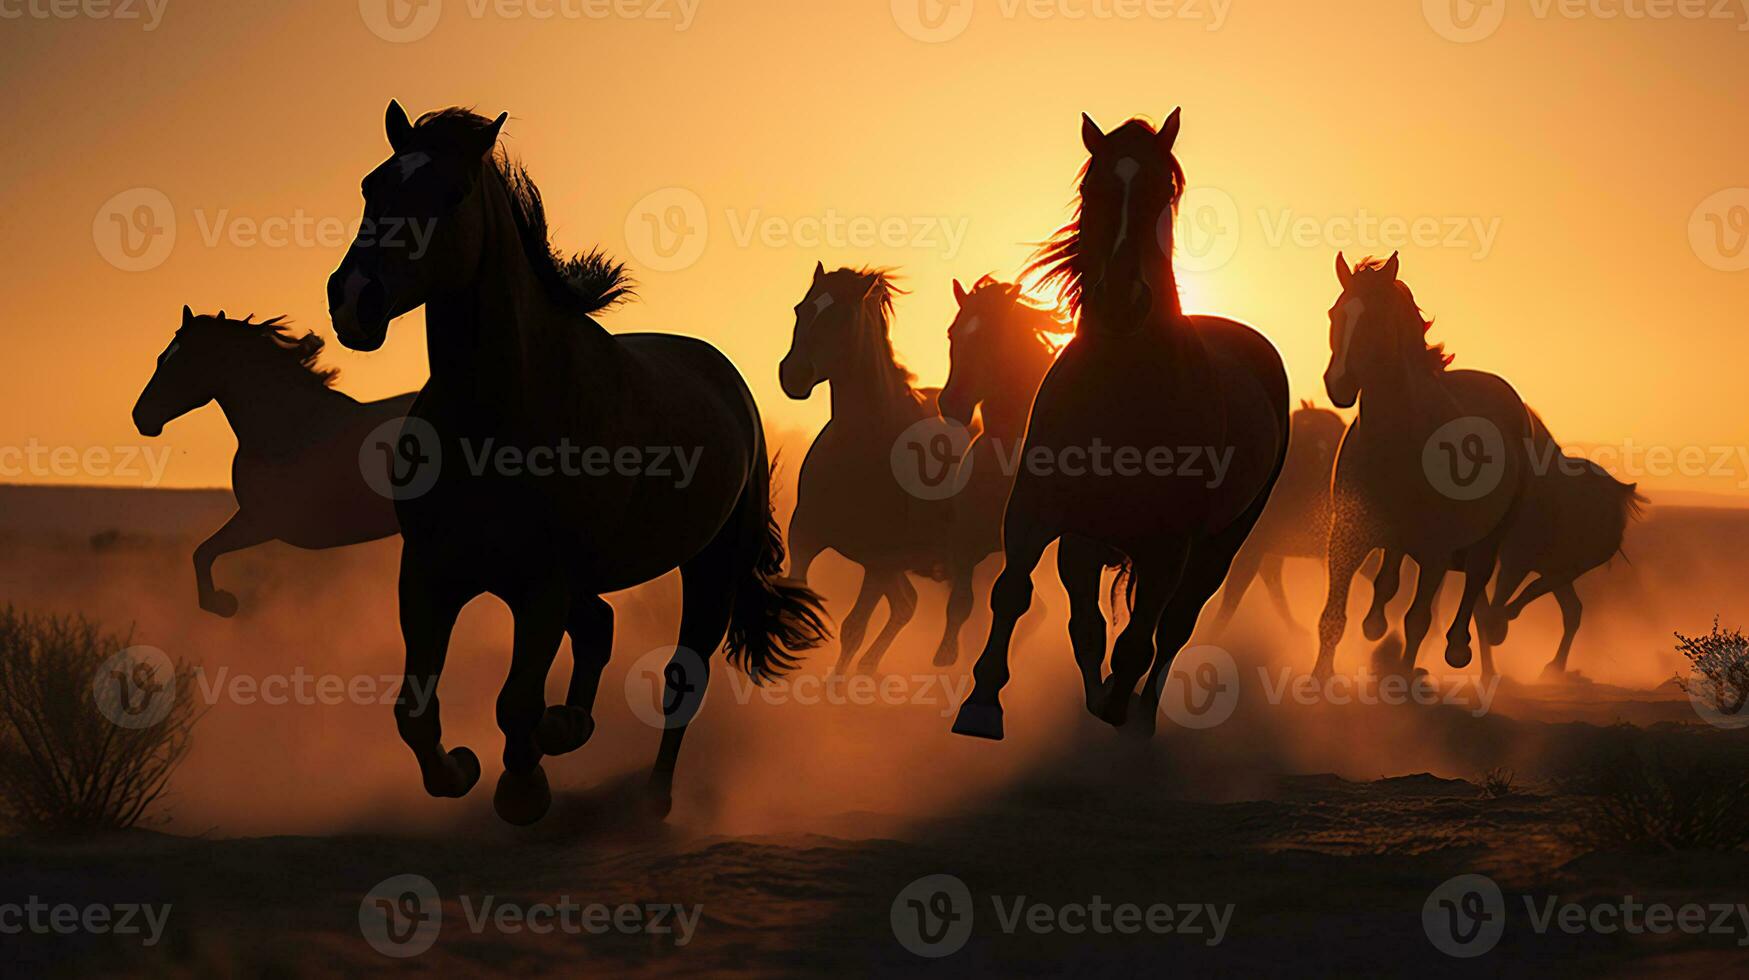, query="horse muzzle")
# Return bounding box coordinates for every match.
[1323,368,1359,409]
[938,387,975,425]
[778,355,821,400]
[328,265,390,352]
